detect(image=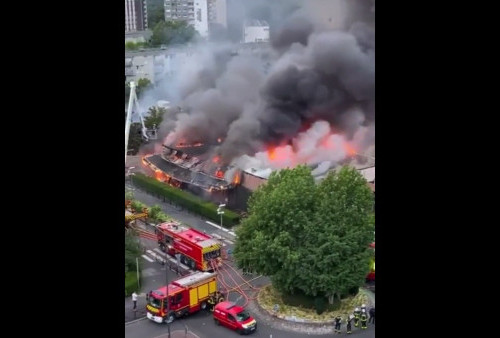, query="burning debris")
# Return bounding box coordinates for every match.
[138,1,374,198]
[142,142,242,192]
